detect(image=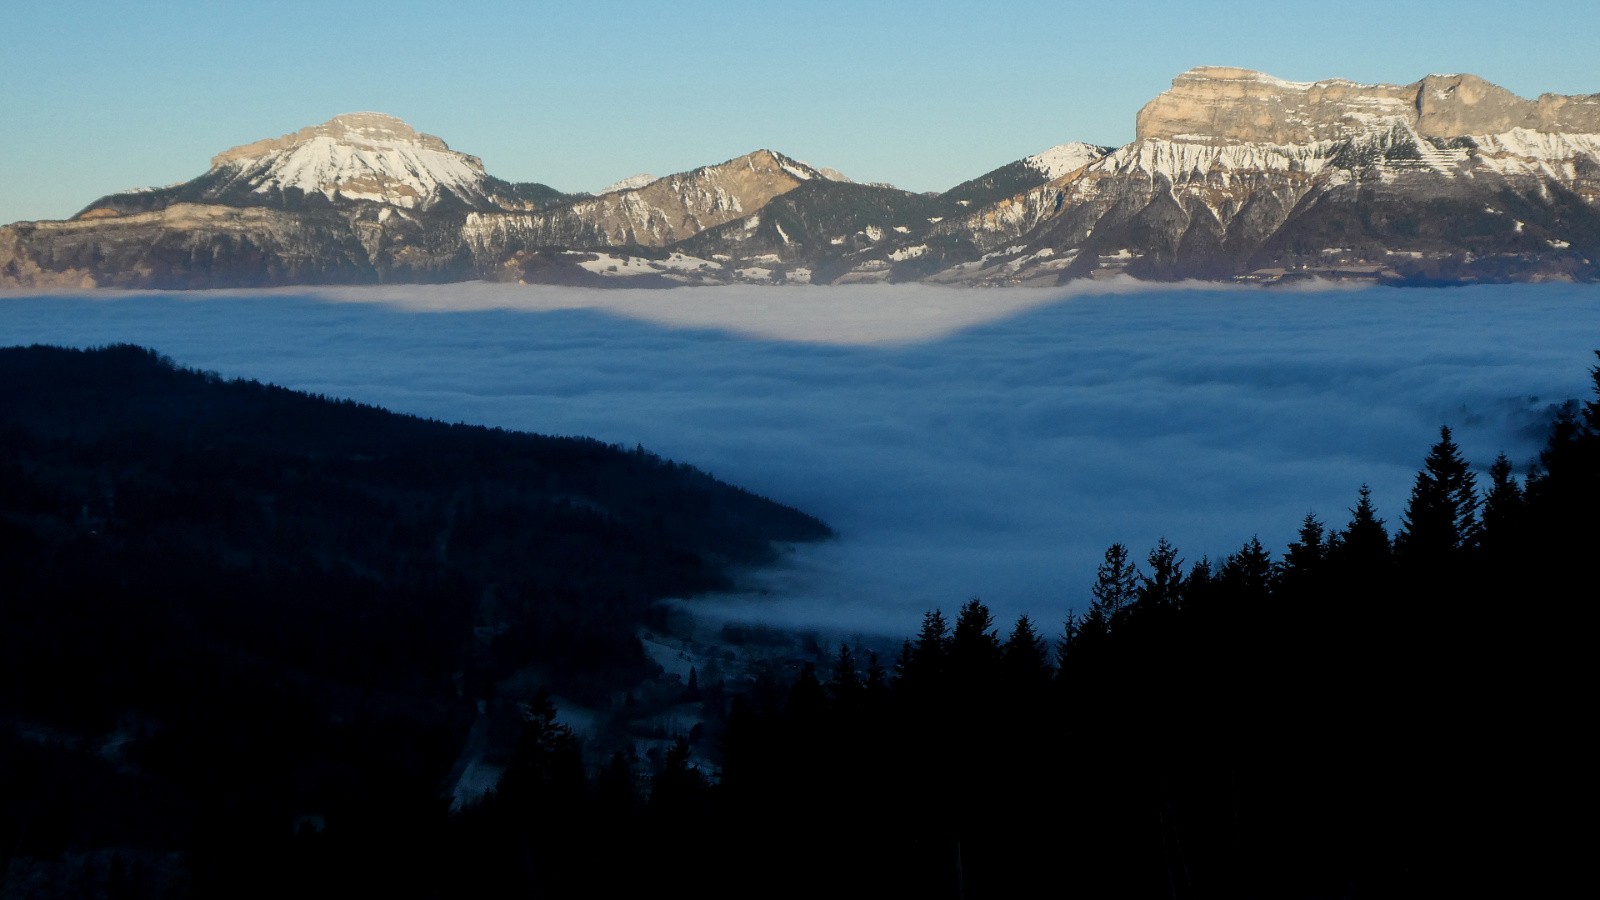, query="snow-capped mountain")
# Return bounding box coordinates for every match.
[3,69,1597,290]
[202,112,495,210]
[75,113,553,217]
[928,68,1600,285]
